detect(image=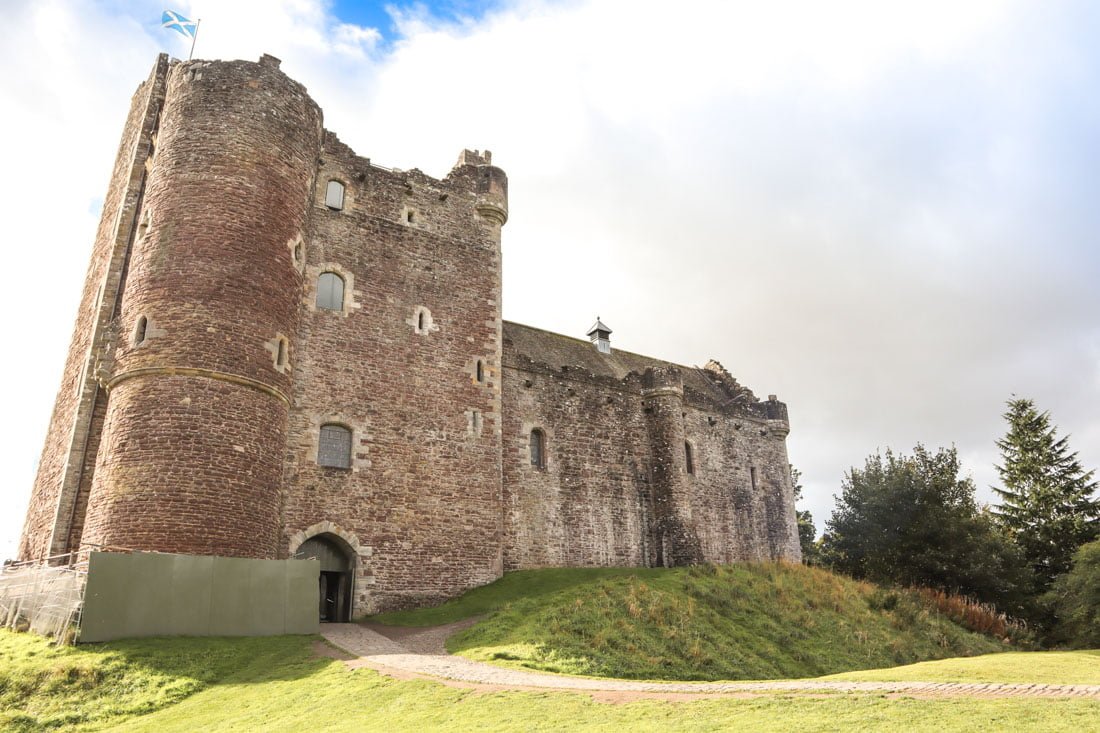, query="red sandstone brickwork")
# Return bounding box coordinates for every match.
[79,55,323,558]
[81,377,288,556]
[281,138,506,613]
